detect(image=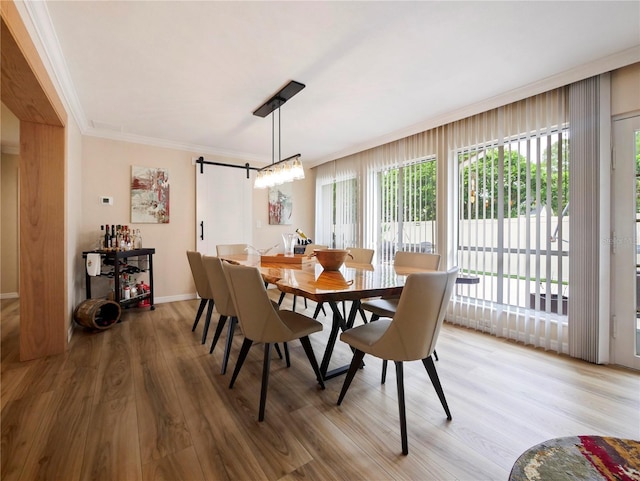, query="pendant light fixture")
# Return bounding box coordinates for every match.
[253,80,305,189]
